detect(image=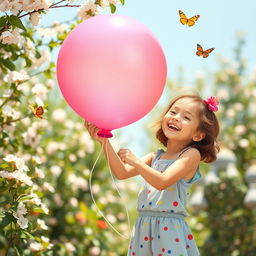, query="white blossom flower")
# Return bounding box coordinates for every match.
[3,123,16,133]
[29,242,43,252]
[42,182,55,193]
[37,219,48,230]
[41,236,49,243]
[46,141,59,155]
[109,0,119,4]
[78,1,99,20]
[226,109,236,118]
[3,70,29,83]
[69,154,77,162]
[65,242,76,252]
[41,203,49,214]
[4,154,29,172]
[64,120,75,129]
[32,49,51,68]
[233,103,244,111]
[239,138,249,148]
[52,21,68,33]
[52,109,67,123]
[0,170,33,186]
[32,83,48,100]
[235,125,247,136]
[27,193,42,205]
[17,215,29,229]
[89,246,101,256]
[22,127,41,148]
[0,0,9,12]
[97,0,109,8]
[35,167,45,179]
[69,173,89,192]
[30,12,41,26]
[50,165,62,176]
[2,105,21,120]
[0,28,21,45]
[217,88,230,100]
[106,214,116,223]
[13,202,28,219]
[69,197,78,208]
[32,156,42,164]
